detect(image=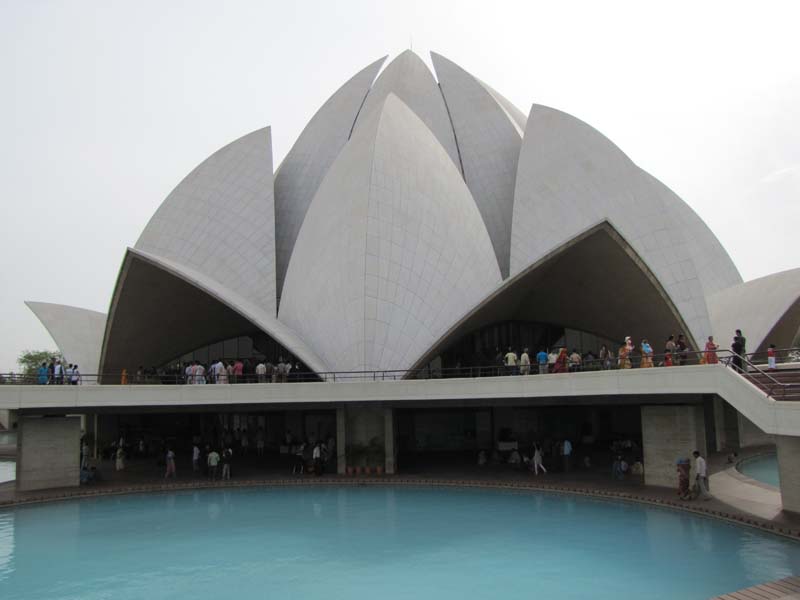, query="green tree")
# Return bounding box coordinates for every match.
[17,349,62,376]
